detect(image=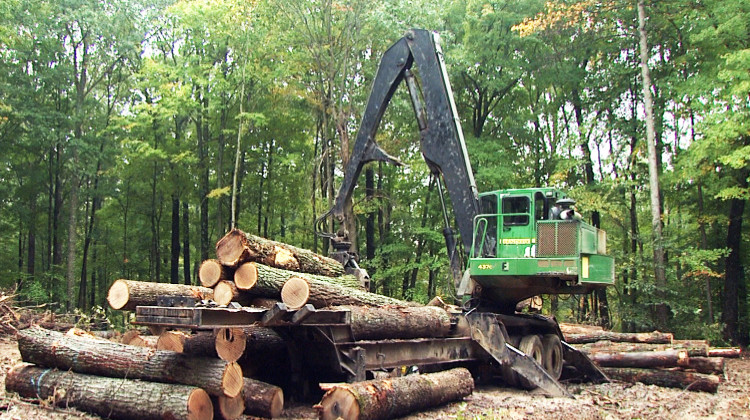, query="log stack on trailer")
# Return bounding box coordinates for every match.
[560,323,739,393]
